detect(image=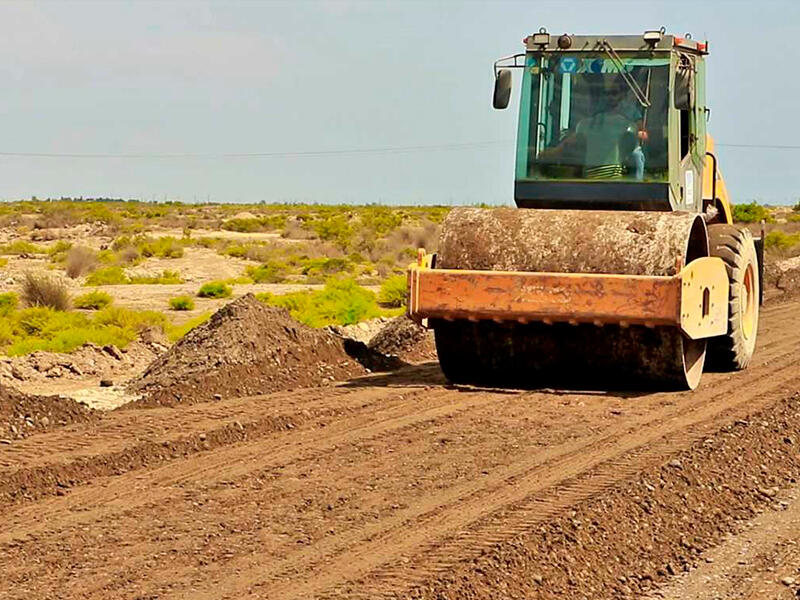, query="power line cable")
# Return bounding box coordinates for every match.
[0,140,795,159]
[0,140,510,159]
